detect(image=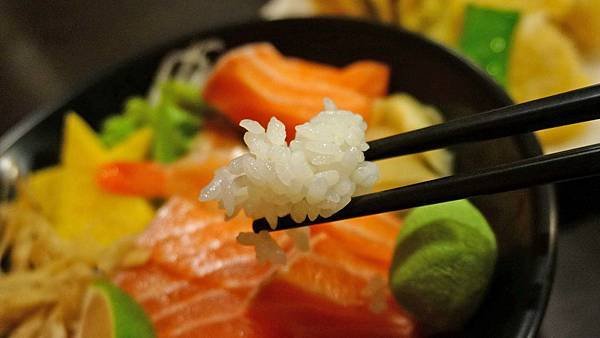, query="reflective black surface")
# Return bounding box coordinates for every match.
[1,2,598,337]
